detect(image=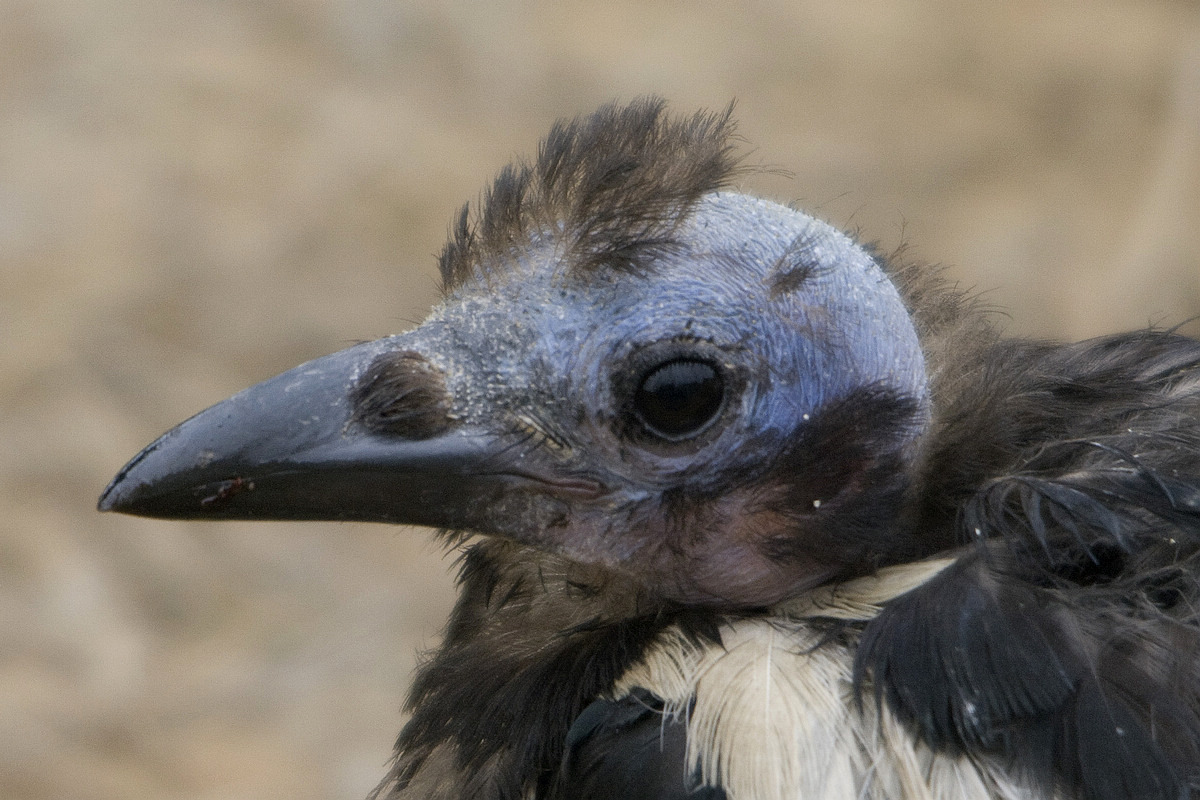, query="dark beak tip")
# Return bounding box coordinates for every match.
[96,472,154,516]
[97,434,170,515]
[97,463,136,514]
[96,486,117,513]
